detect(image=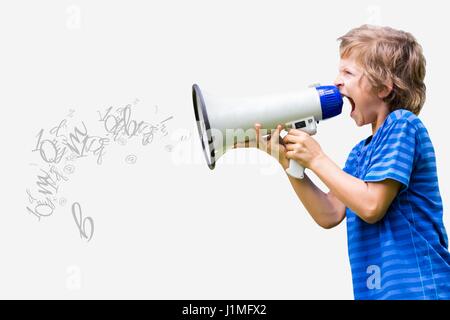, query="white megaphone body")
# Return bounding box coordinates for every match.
[192,84,343,179]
